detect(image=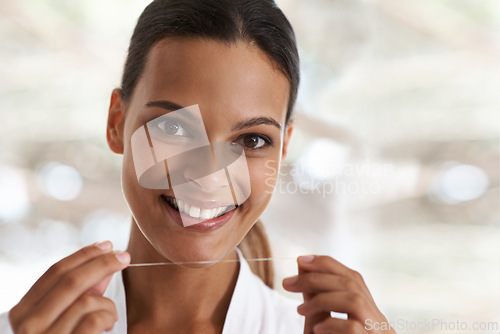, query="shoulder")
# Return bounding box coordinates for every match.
[223,250,304,334]
[250,271,304,333]
[248,266,300,314]
[0,311,14,334]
